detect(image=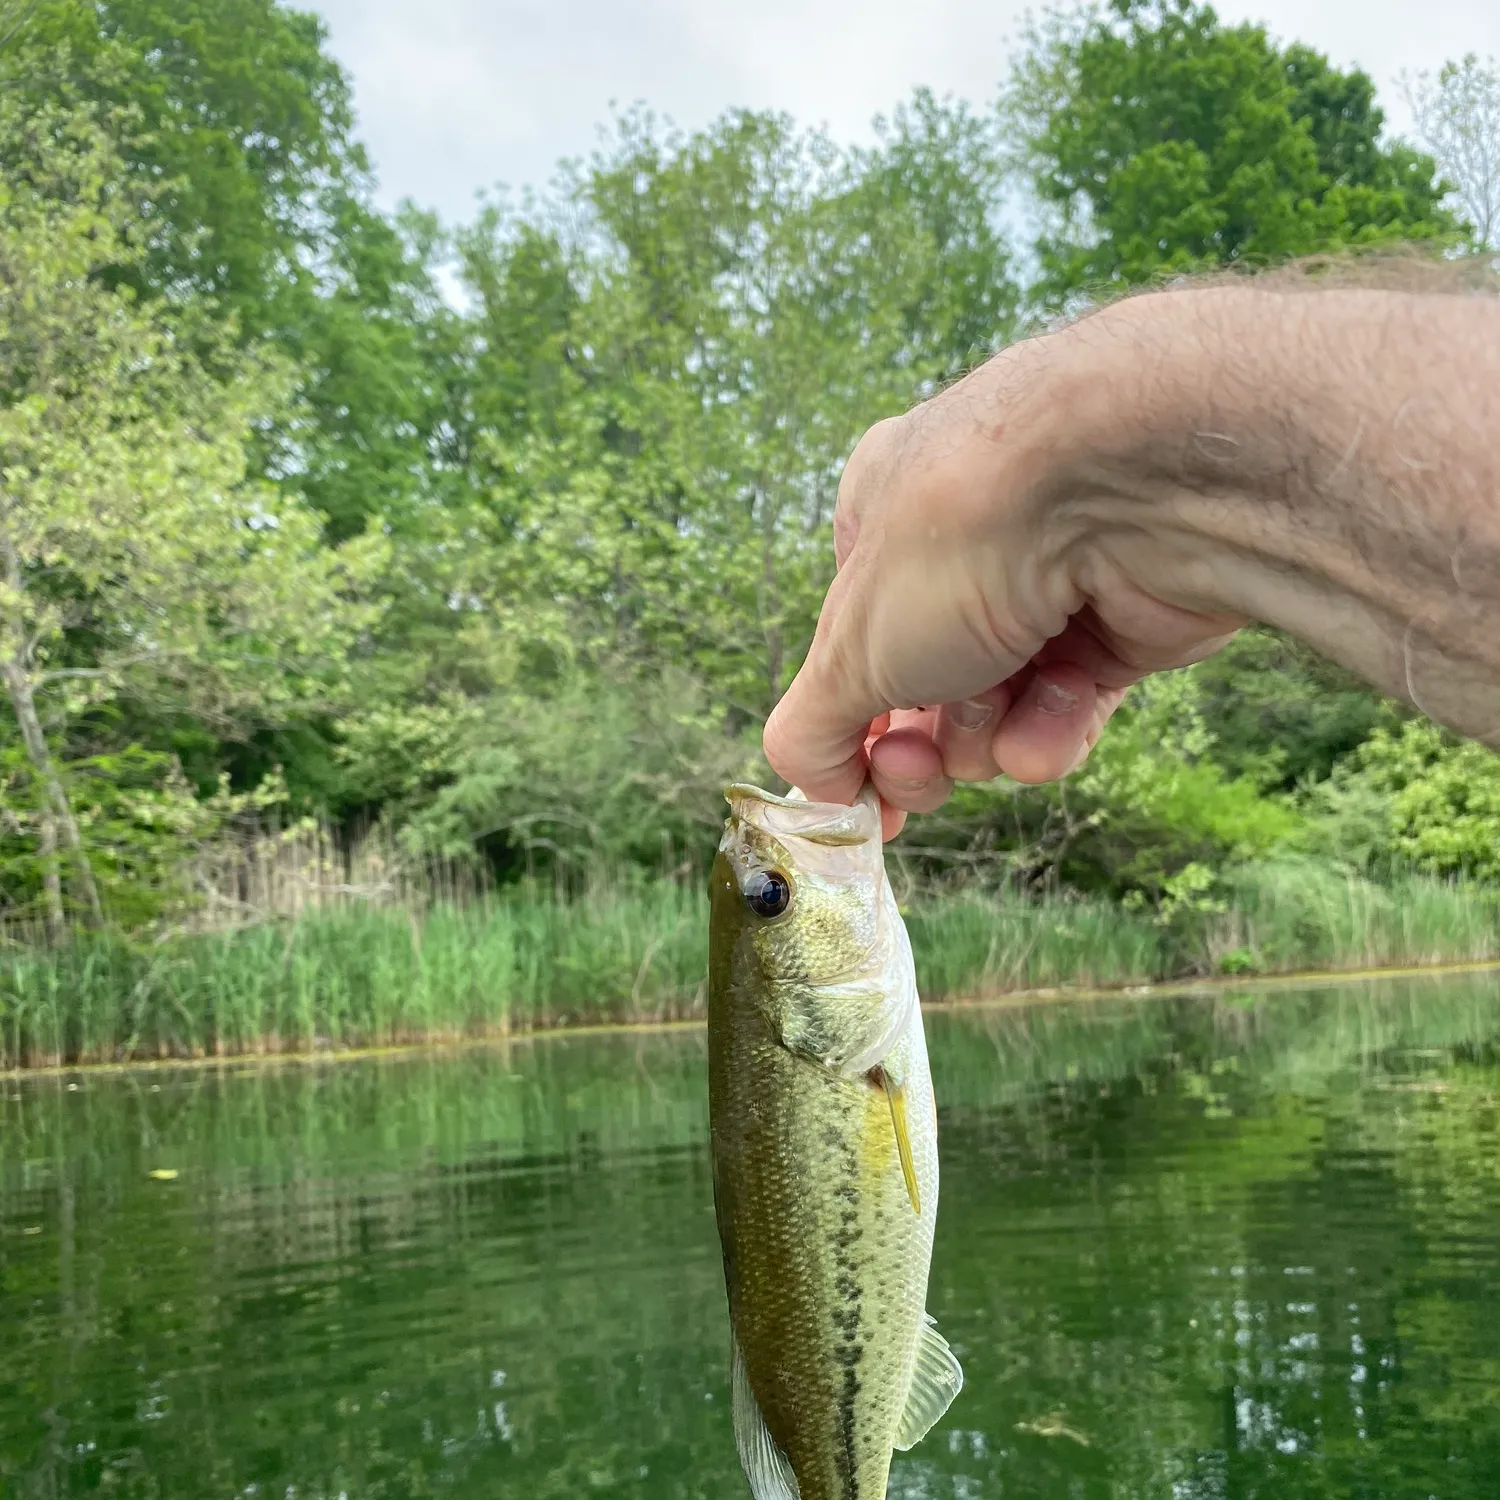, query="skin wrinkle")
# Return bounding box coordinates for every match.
[1346,314,1457,572]
[1191,299,1383,564]
[1394,526,1500,736]
[1403,615,1441,723]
